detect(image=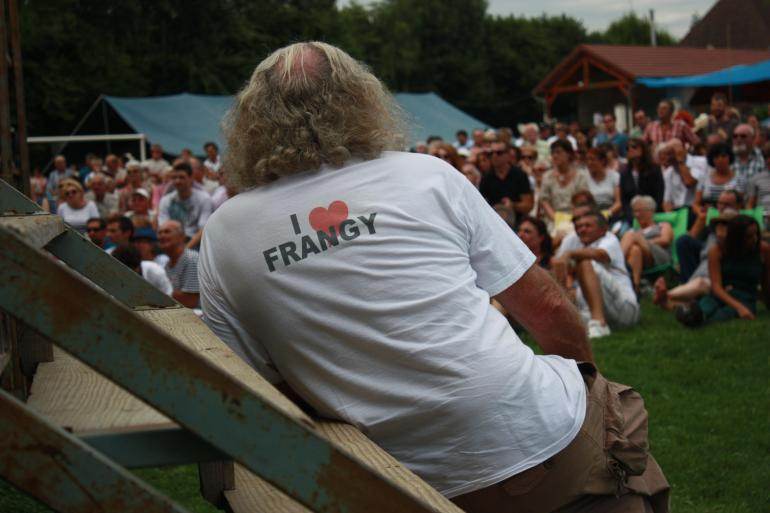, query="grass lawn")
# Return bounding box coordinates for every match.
[1,299,768,512]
